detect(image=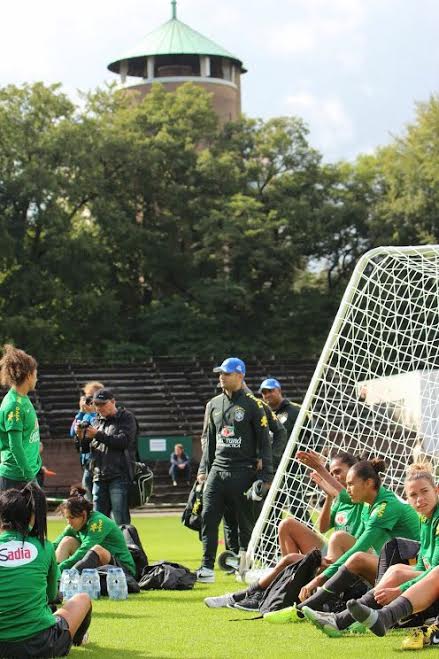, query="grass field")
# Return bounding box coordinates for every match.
[49,515,437,658]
